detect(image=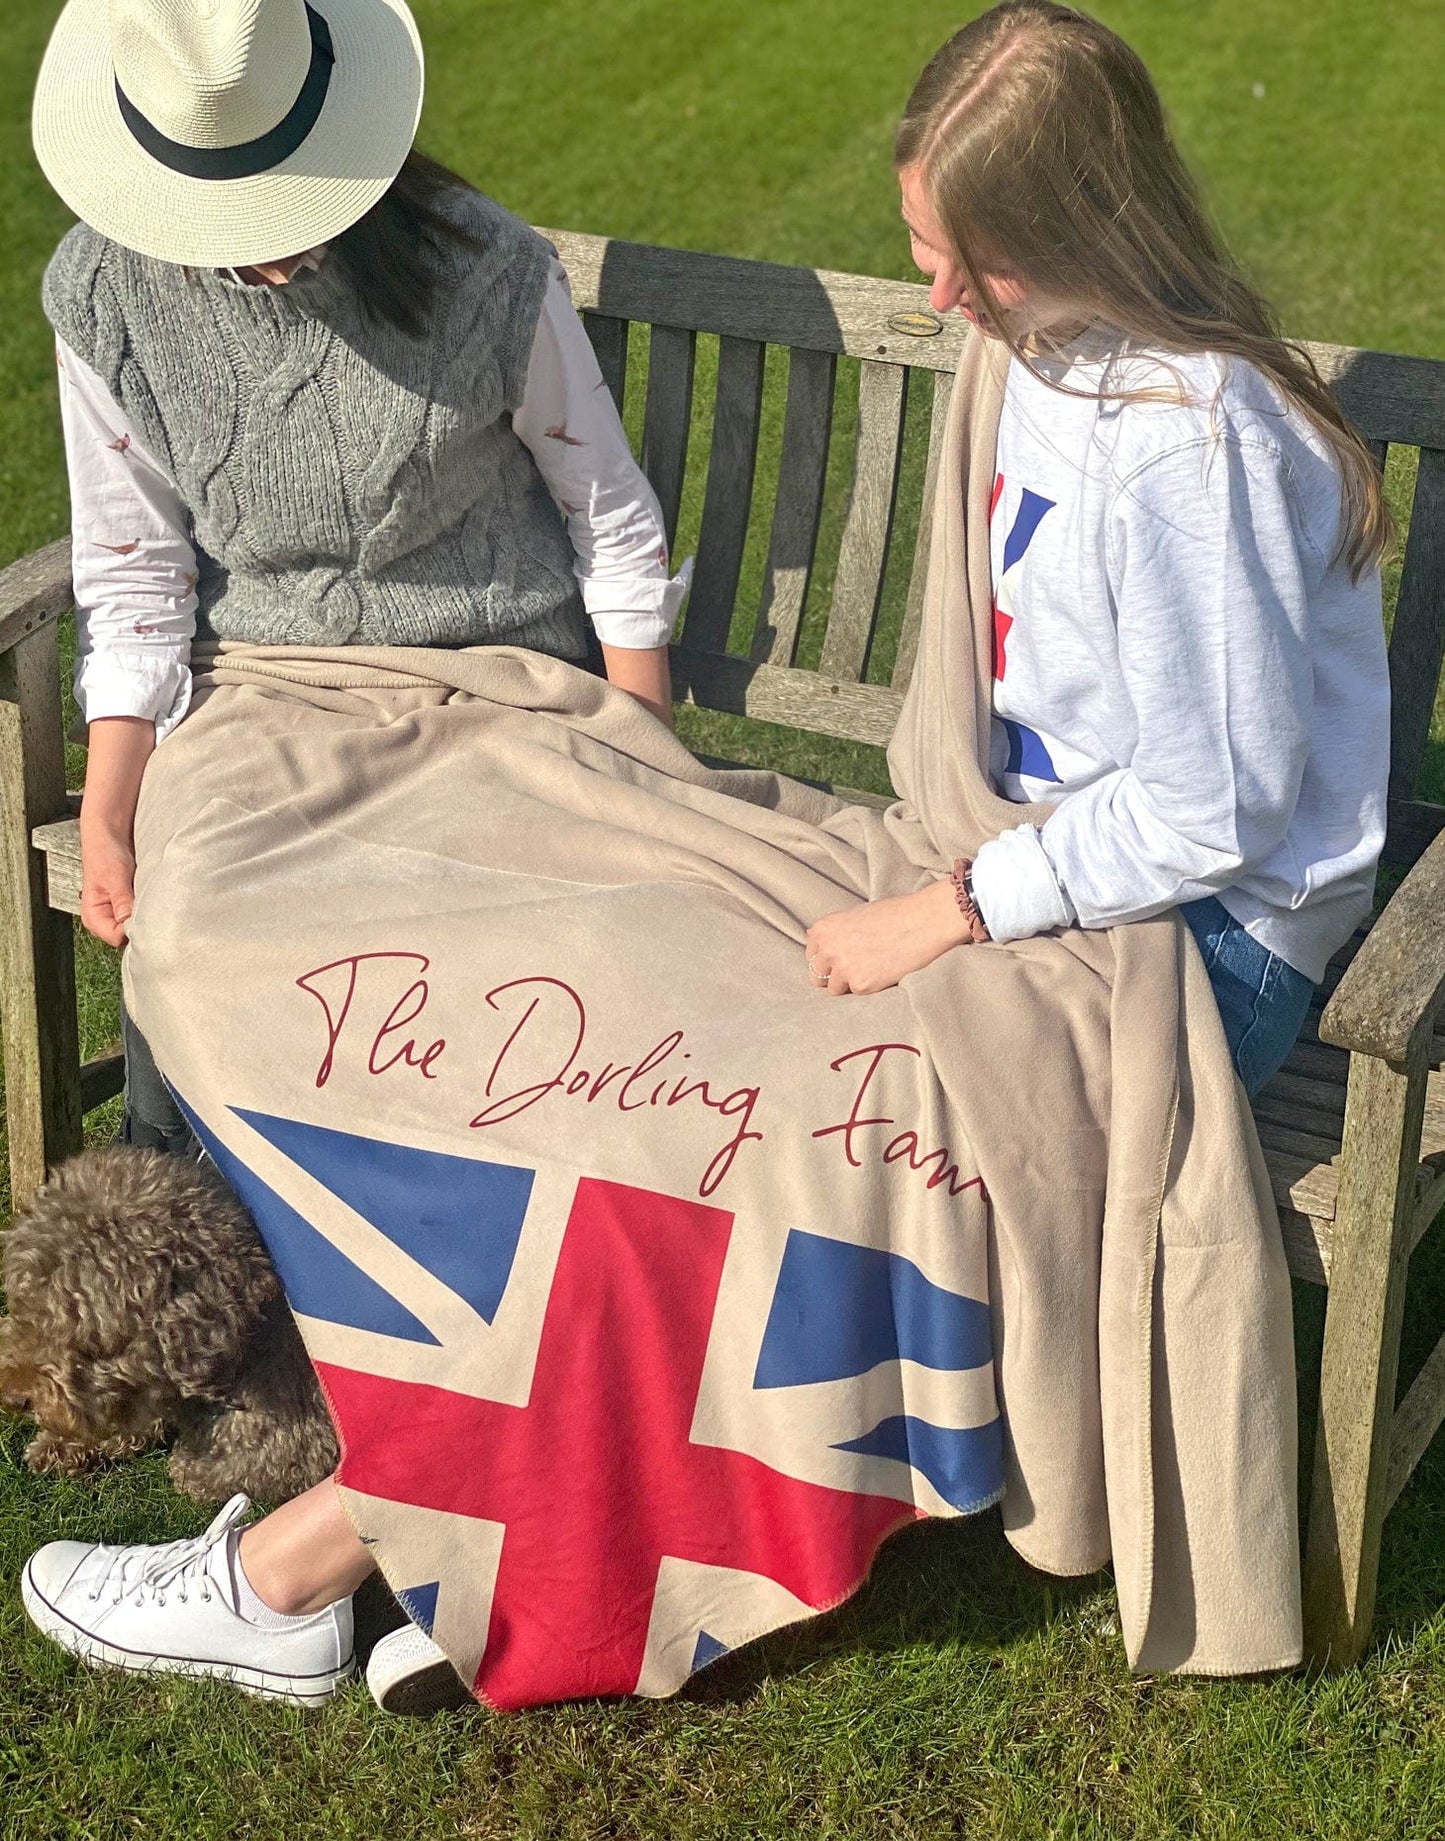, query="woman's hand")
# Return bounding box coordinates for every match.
[805,879,978,996]
[79,823,138,947]
[77,716,154,947]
